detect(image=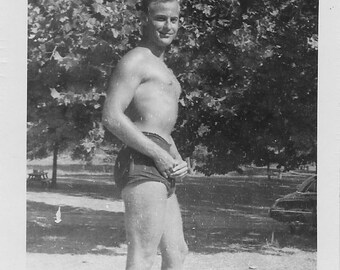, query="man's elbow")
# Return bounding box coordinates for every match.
[102,114,121,132]
[102,115,110,129]
[101,109,109,127]
[102,115,113,129]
